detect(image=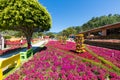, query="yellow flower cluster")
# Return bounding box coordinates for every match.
[75,34,85,53]
[59,36,67,44]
